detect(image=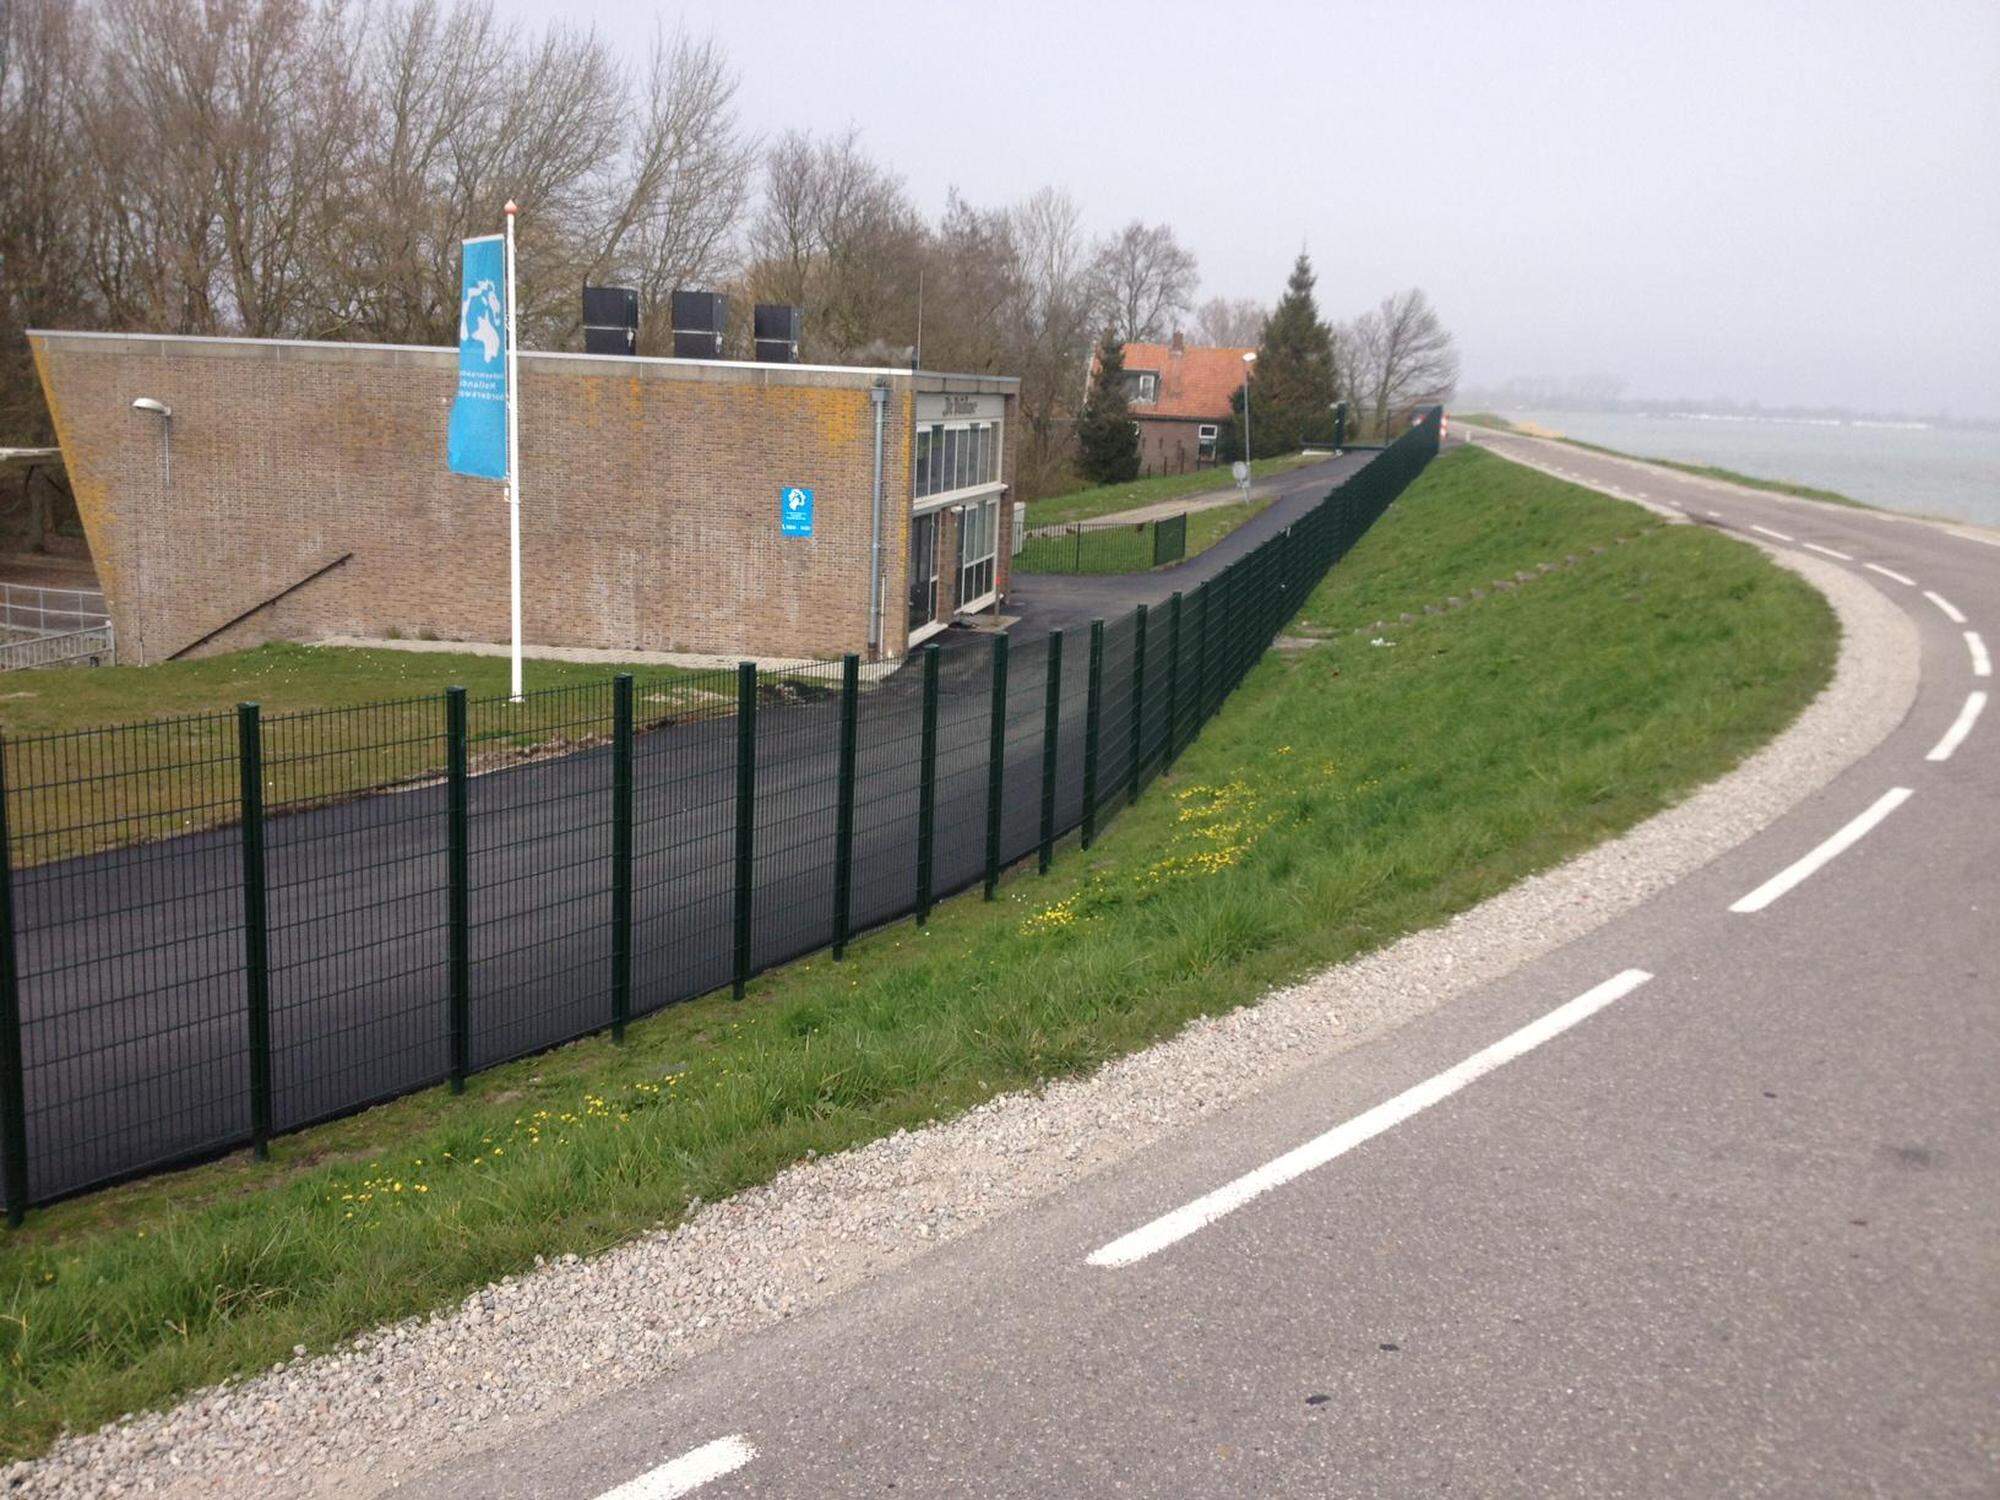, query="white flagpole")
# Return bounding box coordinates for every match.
[504,199,523,703]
